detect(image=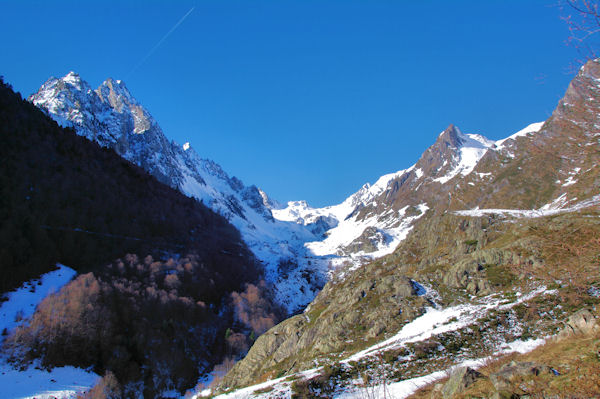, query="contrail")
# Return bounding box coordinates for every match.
[126,6,195,78]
